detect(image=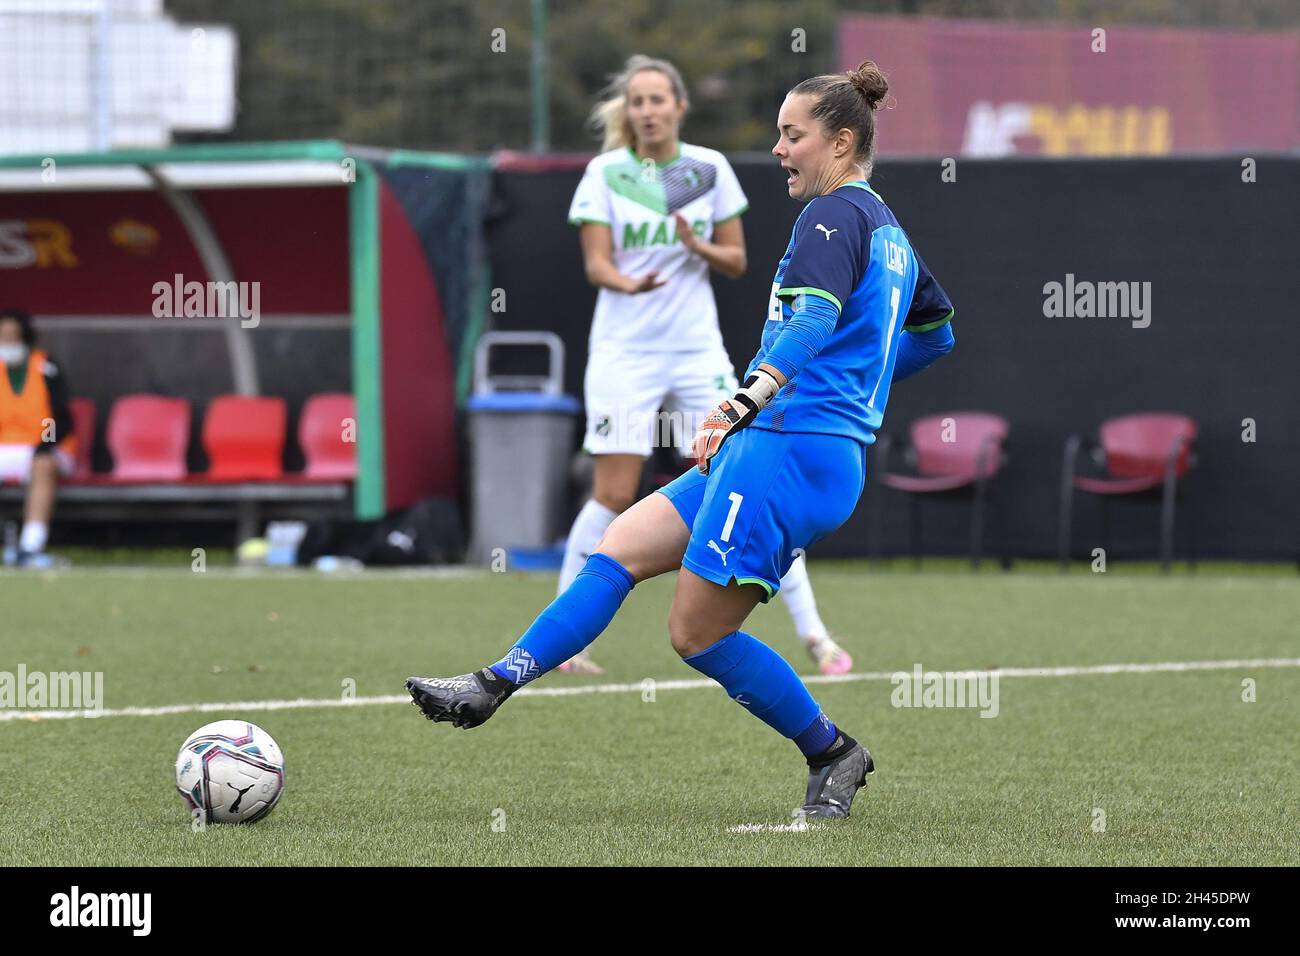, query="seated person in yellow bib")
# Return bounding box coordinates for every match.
[0,309,76,568]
